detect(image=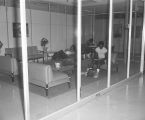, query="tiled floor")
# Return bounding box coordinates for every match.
[0,74,77,120]
[0,61,142,120]
[58,74,145,120]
